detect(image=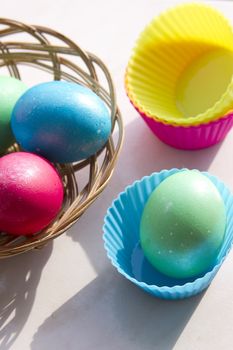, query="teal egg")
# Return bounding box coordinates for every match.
[11,81,111,163]
[140,170,226,279]
[0,76,27,152]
